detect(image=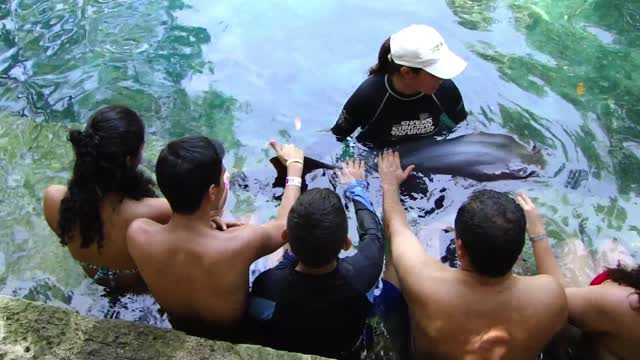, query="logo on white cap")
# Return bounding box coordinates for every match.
[390,25,467,80]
